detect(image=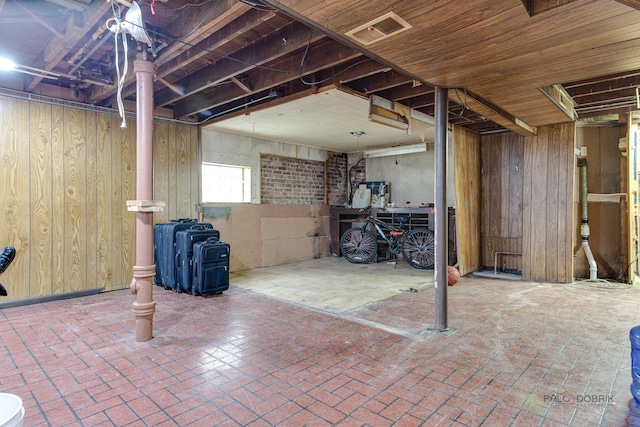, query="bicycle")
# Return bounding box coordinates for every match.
[339,207,435,269]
